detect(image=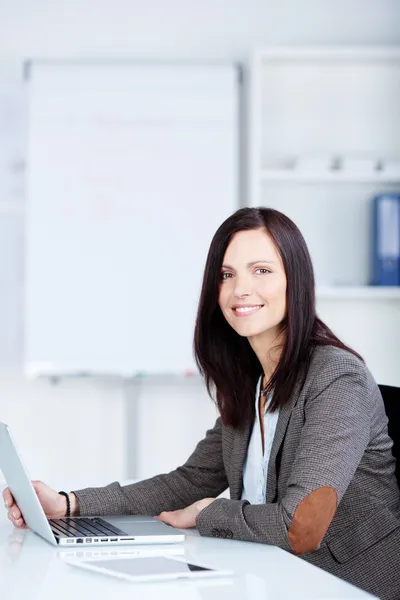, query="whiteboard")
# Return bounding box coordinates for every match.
[25,62,239,376]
